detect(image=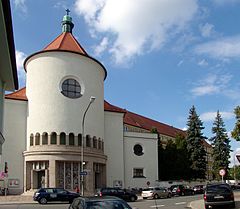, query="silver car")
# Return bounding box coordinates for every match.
[141,187,171,199]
